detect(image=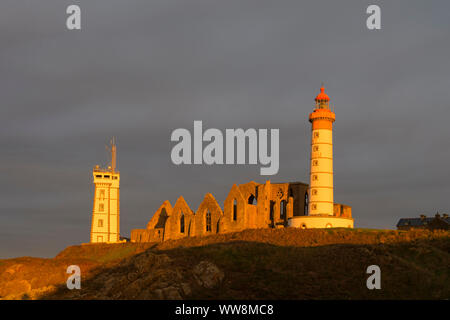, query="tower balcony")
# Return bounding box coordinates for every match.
[309,109,335,123]
[93,168,120,184]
